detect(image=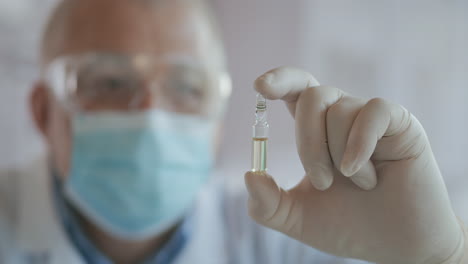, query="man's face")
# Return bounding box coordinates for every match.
[34,0,223,178]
